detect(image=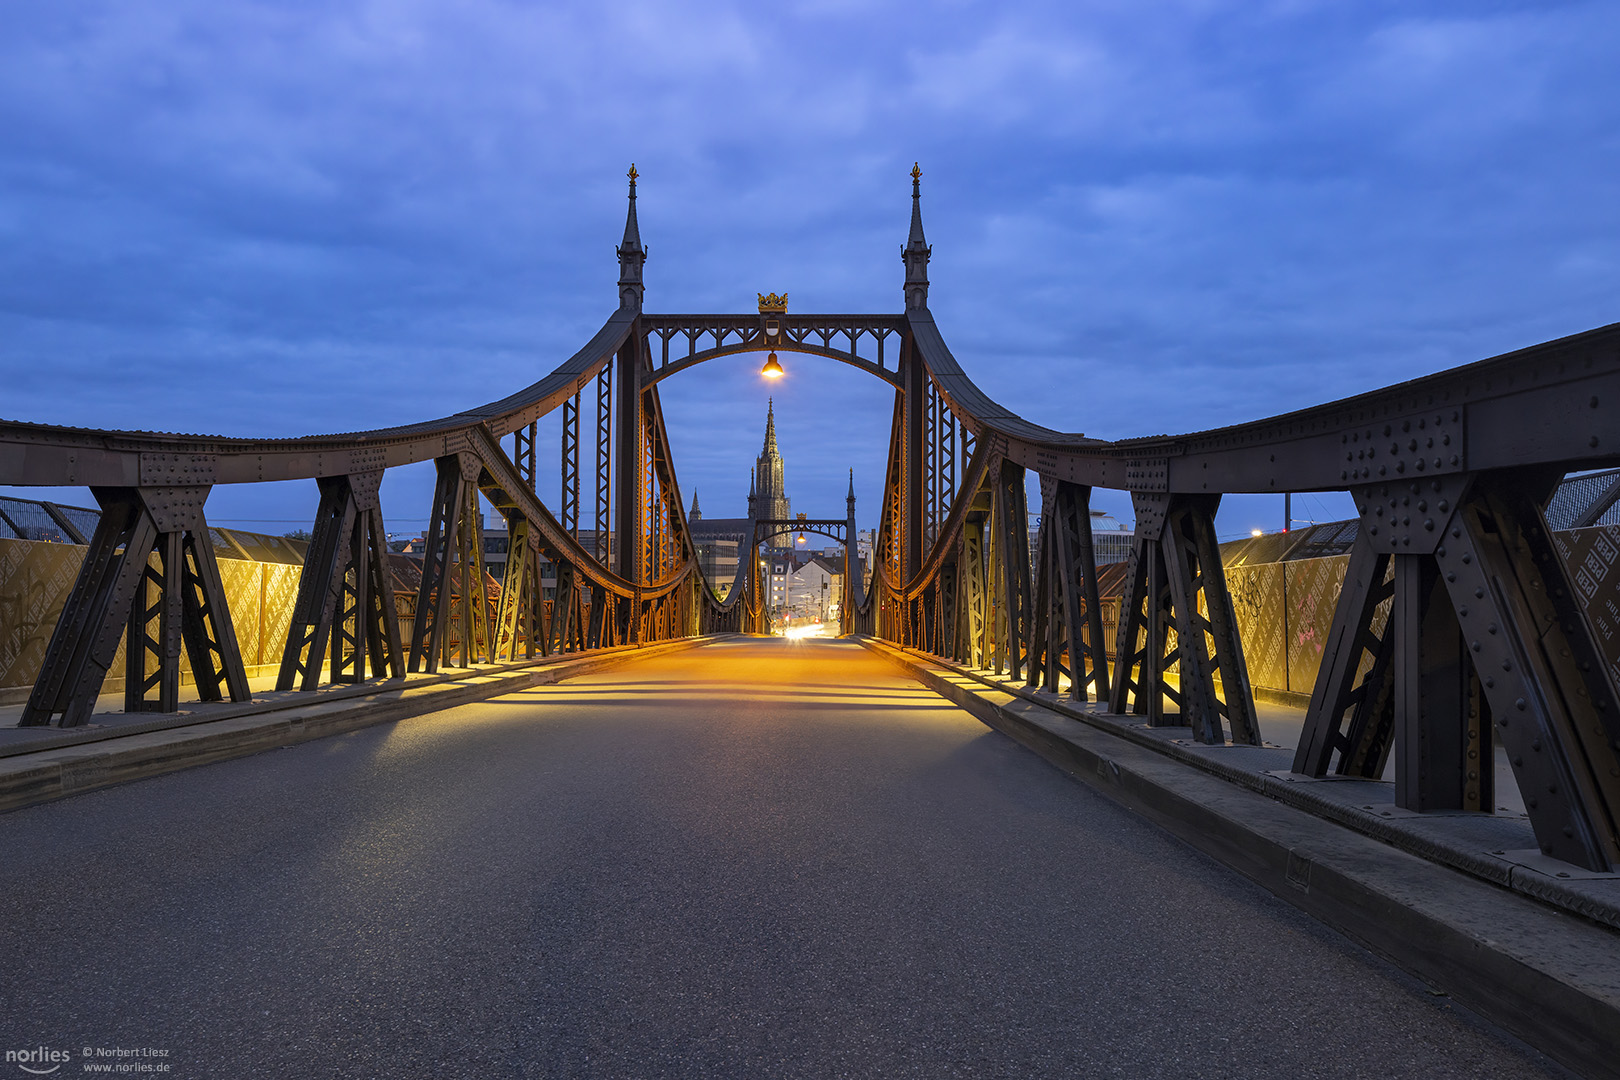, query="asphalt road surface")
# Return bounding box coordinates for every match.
[0,638,1568,1078]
